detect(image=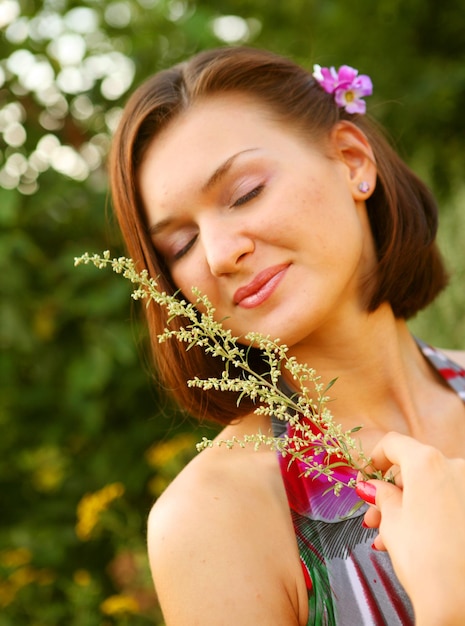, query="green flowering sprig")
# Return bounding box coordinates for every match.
[75,252,381,495]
